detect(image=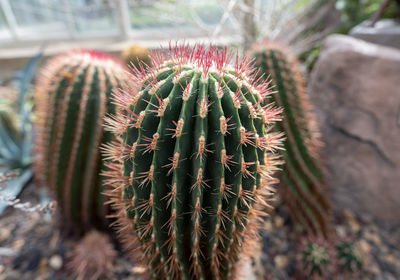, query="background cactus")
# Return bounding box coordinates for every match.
[103,44,284,279]
[336,241,363,273]
[249,41,334,239]
[298,238,336,278]
[34,50,127,232]
[67,230,117,280]
[121,45,152,69]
